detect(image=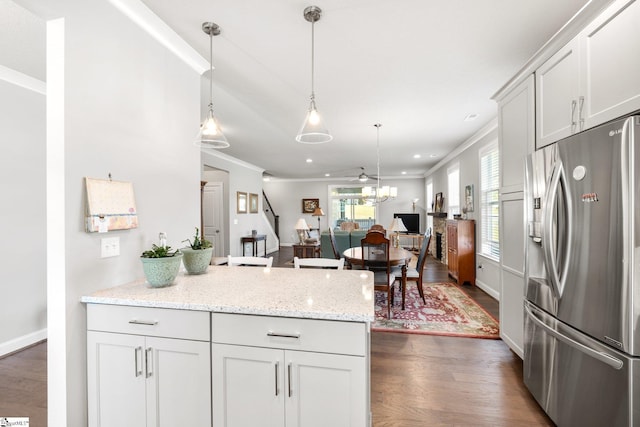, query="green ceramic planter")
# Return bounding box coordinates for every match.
[181,247,213,274]
[140,252,183,287]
